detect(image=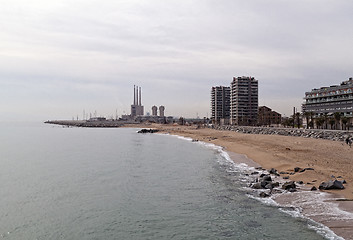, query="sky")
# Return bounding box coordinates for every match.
[1,0,353,121]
